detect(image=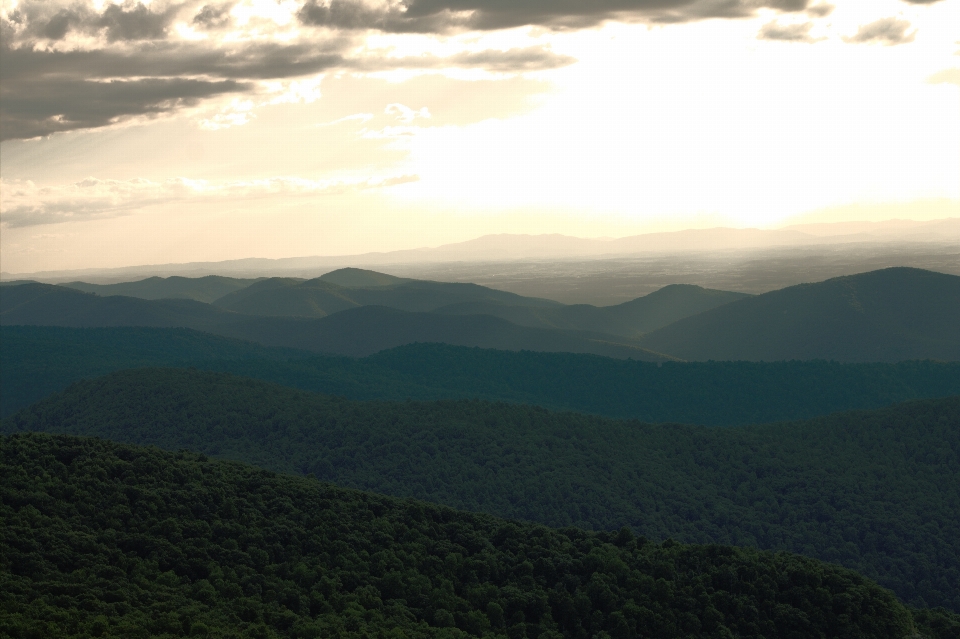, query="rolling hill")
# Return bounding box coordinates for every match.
[213,305,669,359]
[0,283,668,361]
[7,431,947,639]
[6,367,959,610]
[434,284,749,338]
[6,267,959,362]
[641,267,960,362]
[209,268,749,337]
[0,326,309,417]
[211,268,562,317]
[60,275,261,302]
[0,282,240,328]
[5,326,960,424]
